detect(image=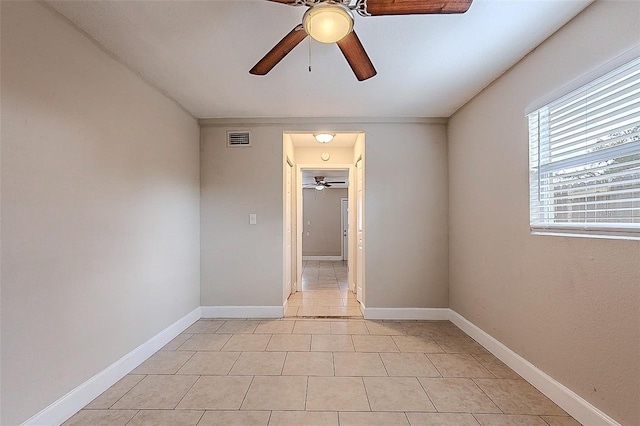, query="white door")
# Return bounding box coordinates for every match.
[284,162,293,300]
[341,198,348,261]
[356,159,364,303]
